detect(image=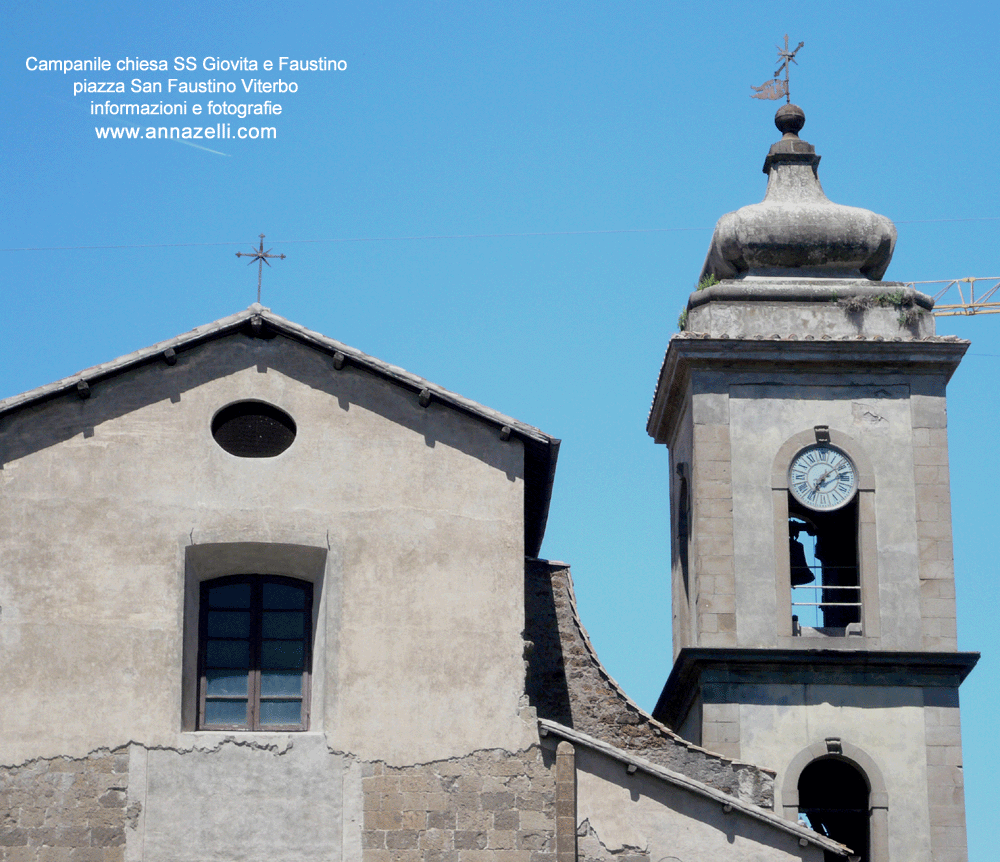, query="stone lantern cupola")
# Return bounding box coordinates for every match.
[701,104,896,282]
[685,105,934,340]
